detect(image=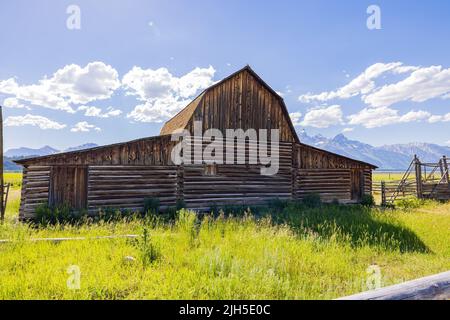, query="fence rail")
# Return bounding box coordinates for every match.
[337,270,450,300]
